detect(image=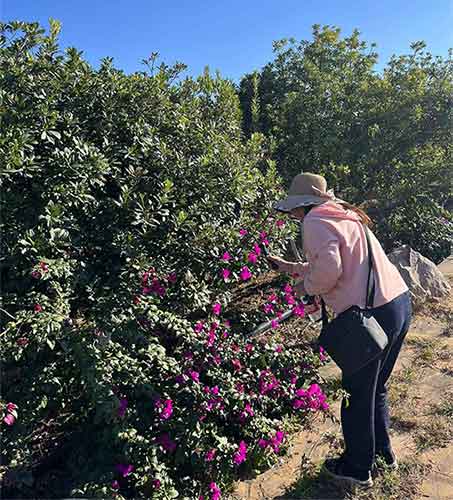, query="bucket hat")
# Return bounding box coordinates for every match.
[273,172,345,212]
